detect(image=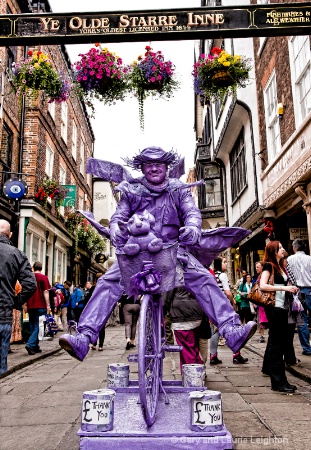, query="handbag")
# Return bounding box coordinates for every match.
[235,293,241,303]
[247,272,275,307]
